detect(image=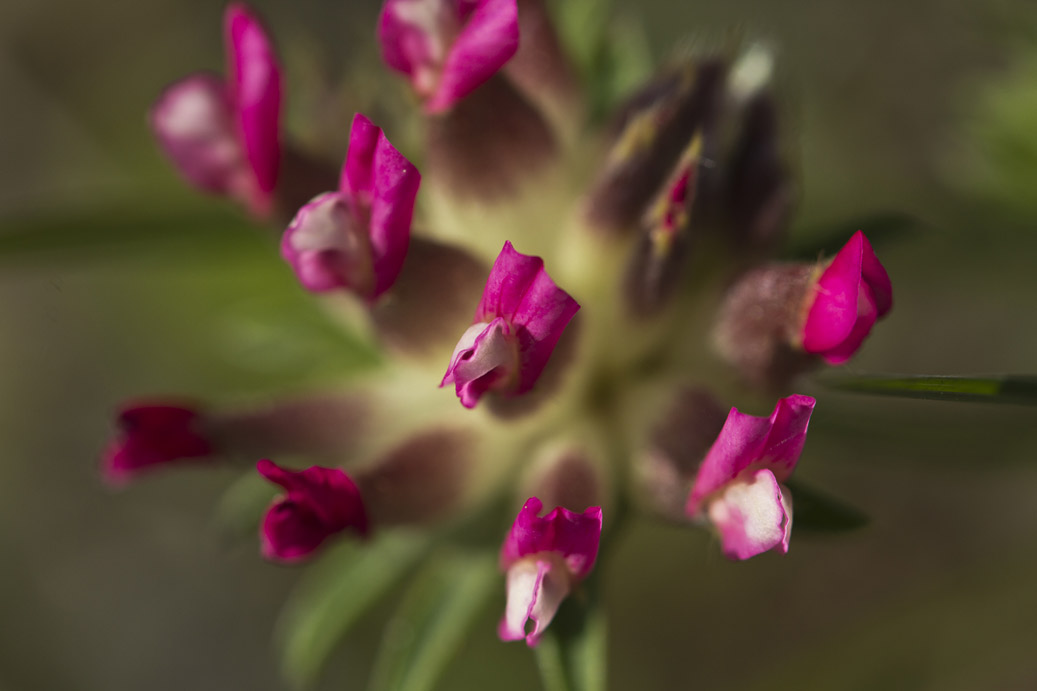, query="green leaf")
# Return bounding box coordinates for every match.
[368,551,498,691]
[211,471,276,545]
[277,532,429,689]
[783,212,921,261]
[784,480,868,533]
[533,584,607,691]
[818,373,1037,406]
